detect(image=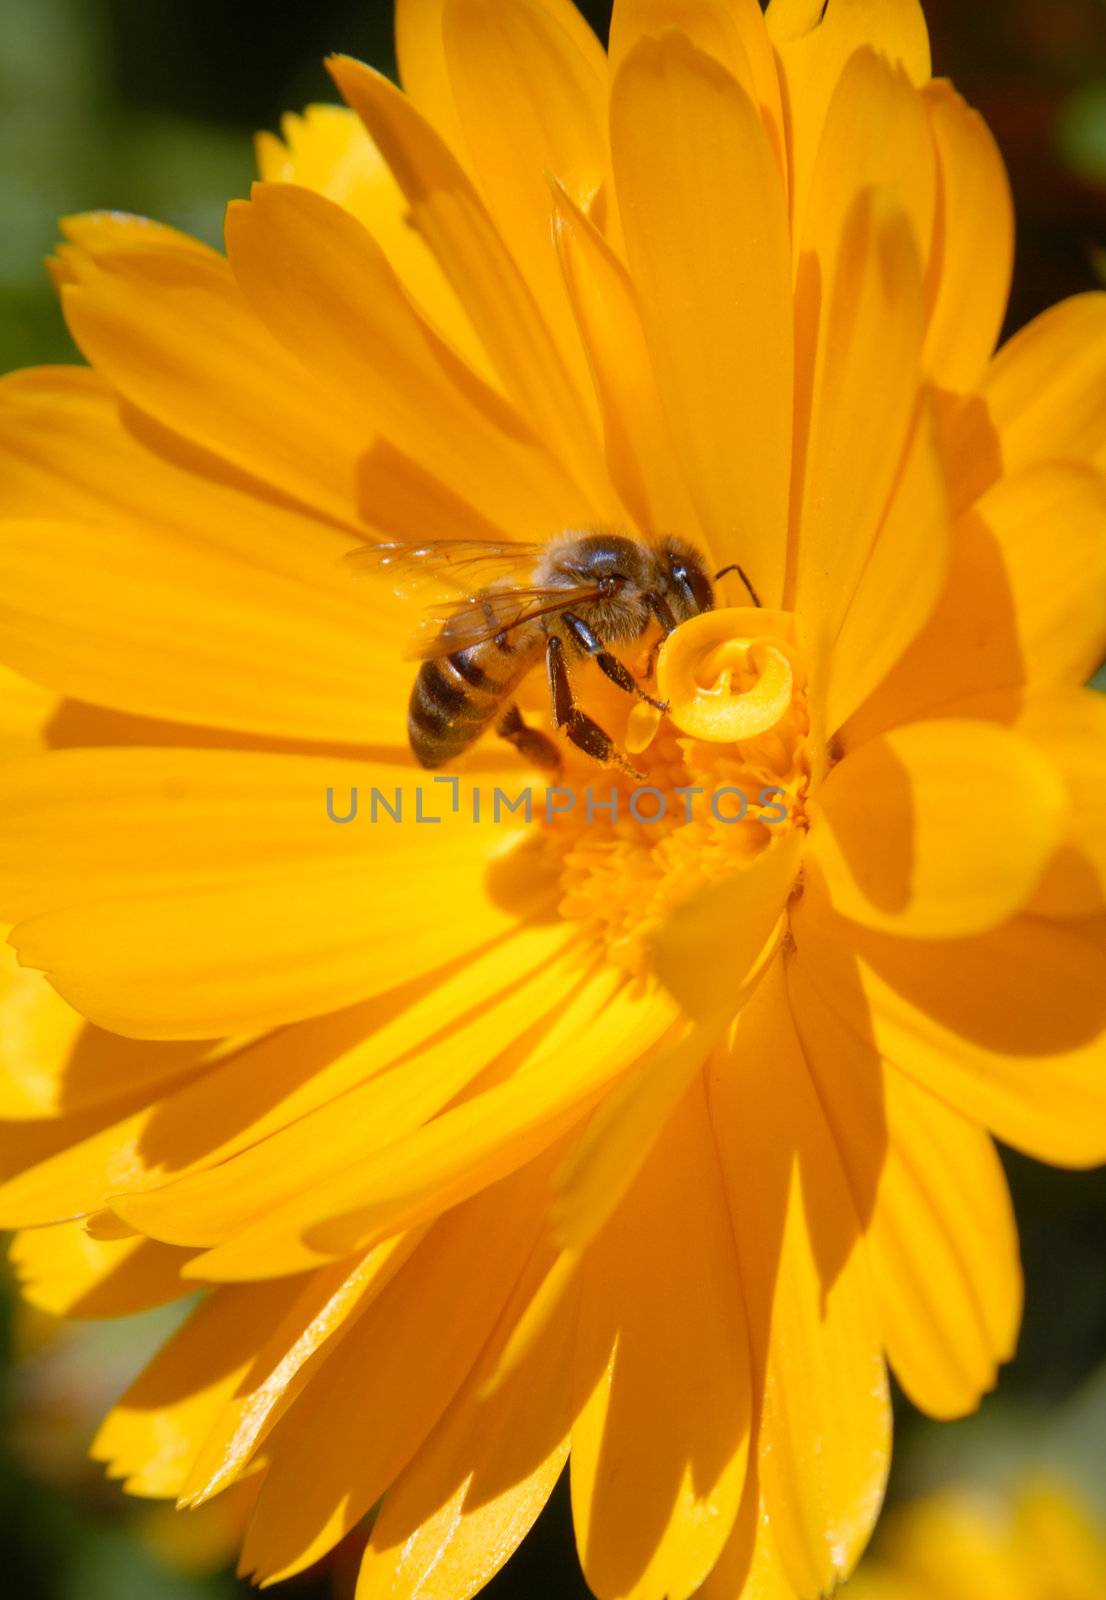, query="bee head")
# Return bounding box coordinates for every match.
[660,537,715,620]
